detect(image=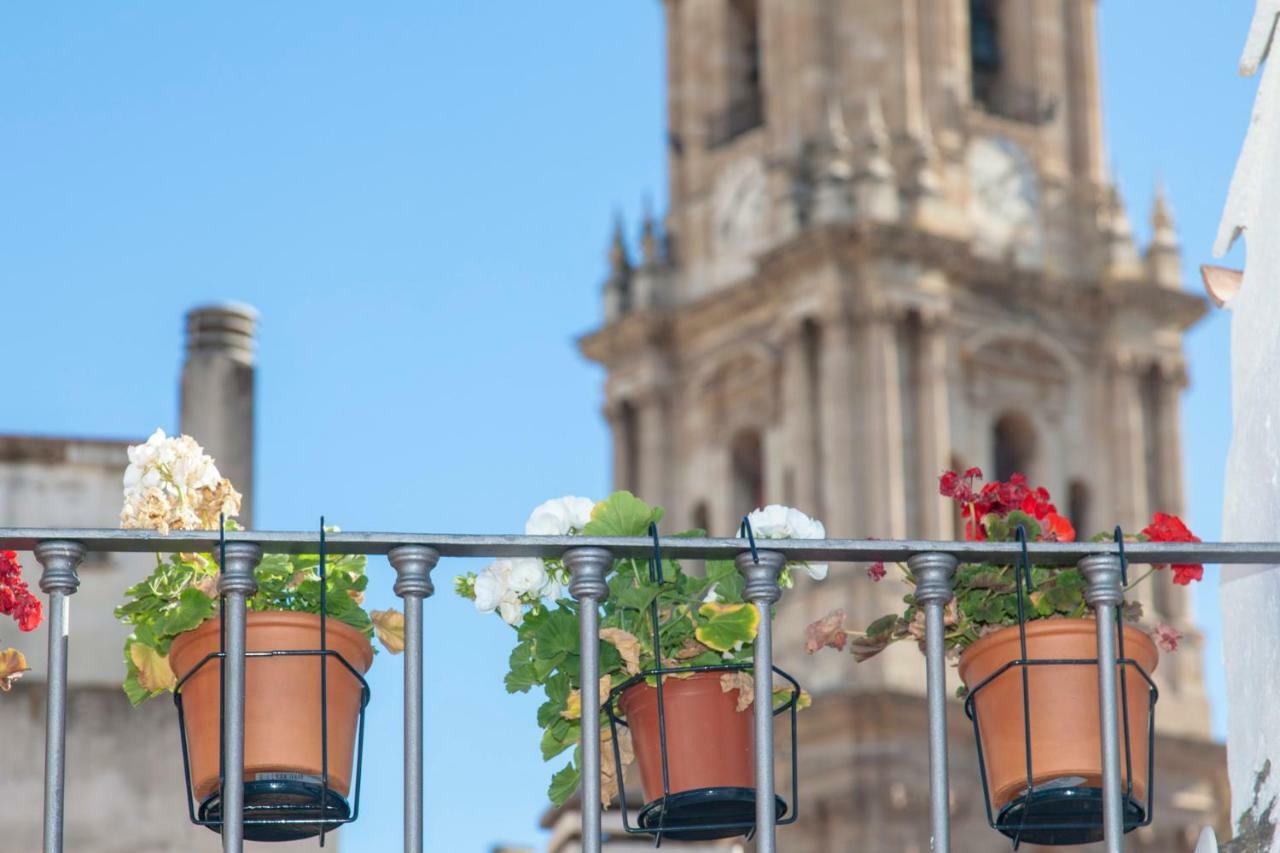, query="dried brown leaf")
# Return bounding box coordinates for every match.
[805,609,848,654]
[599,627,643,675]
[720,671,754,712]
